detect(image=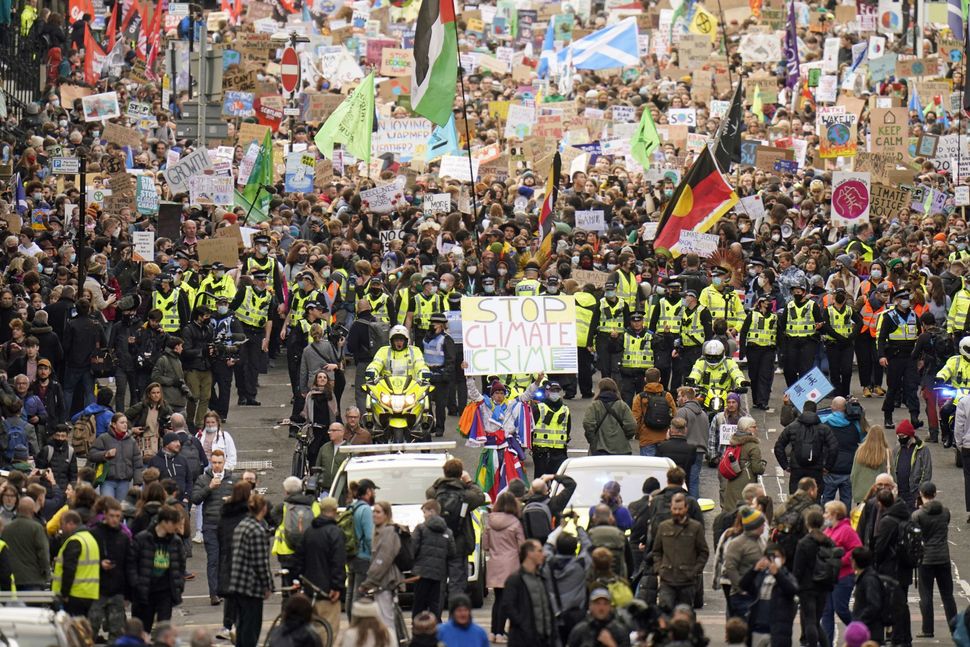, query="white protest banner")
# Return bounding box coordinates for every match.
[822,37,841,72]
[82,92,121,122]
[372,117,433,161]
[612,105,635,122]
[132,231,155,262]
[504,103,535,140]
[163,149,214,194]
[710,100,730,119]
[677,230,719,257]
[360,178,407,214]
[188,174,233,206]
[831,172,871,226]
[462,296,578,376]
[739,194,767,226]
[575,210,606,232]
[135,175,159,215]
[958,186,970,207]
[667,108,697,127]
[237,142,260,187]
[439,155,480,182]
[738,33,783,63]
[424,193,451,215]
[379,229,403,253]
[284,153,316,193]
